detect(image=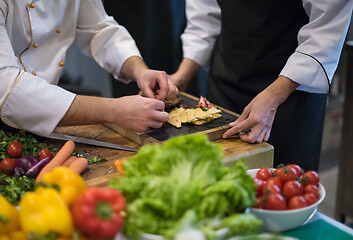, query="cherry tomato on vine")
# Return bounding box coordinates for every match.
[254,196,264,209]
[304,193,318,206]
[254,178,265,196]
[262,181,281,196]
[39,149,54,160]
[288,196,307,209]
[7,141,23,158]
[0,158,16,175]
[256,168,272,181]
[265,177,283,189]
[286,164,302,177]
[282,180,303,199]
[302,170,320,186]
[265,193,287,210]
[304,184,320,199]
[273,167,297,183]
